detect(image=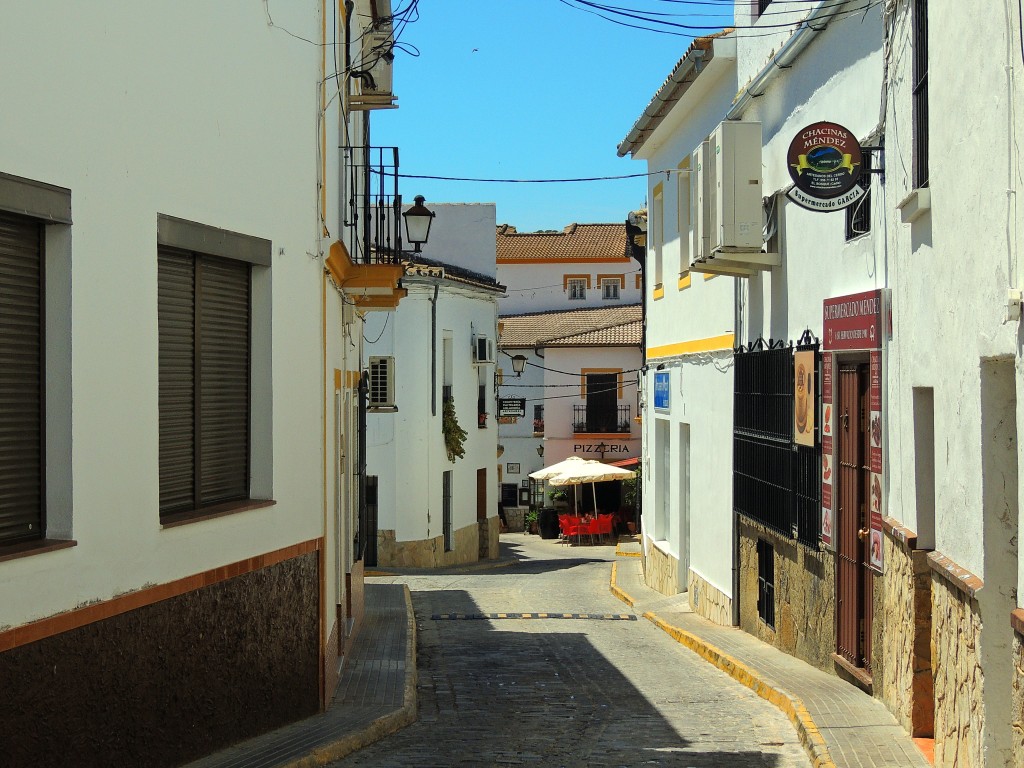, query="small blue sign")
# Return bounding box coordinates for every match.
[653,371,670,410]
